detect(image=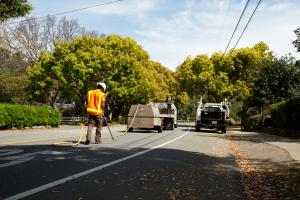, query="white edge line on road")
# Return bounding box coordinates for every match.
[0,157,35,169]
[5,130,190,200]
